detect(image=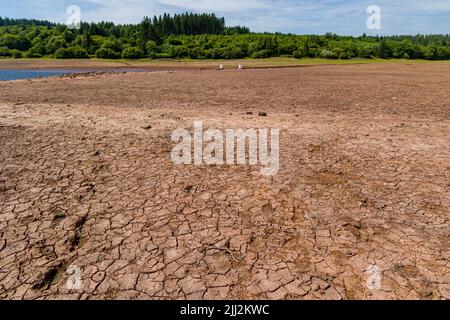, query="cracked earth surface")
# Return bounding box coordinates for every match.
[0,63,449,300]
